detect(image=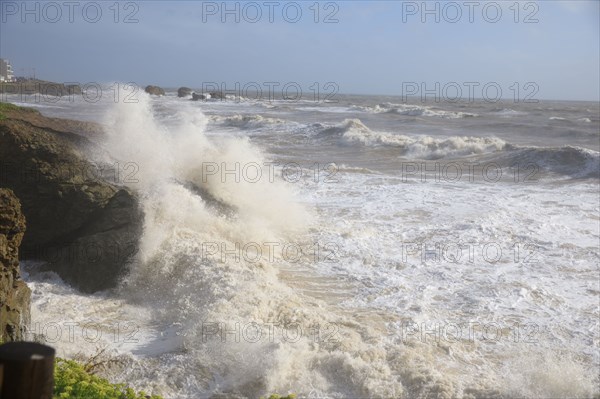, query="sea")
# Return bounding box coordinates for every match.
[4,88,599,398]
